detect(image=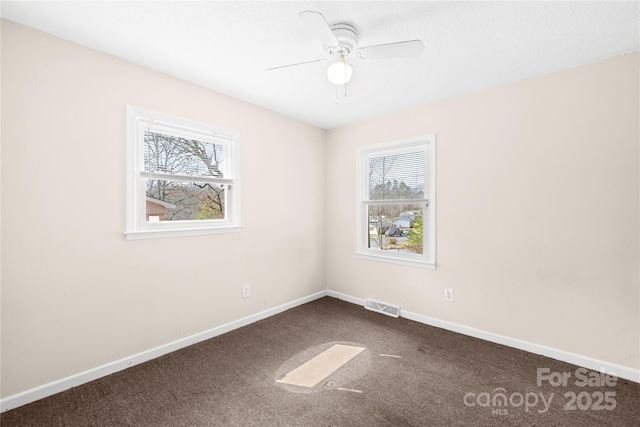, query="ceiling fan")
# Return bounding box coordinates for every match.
[267,11,425,87]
